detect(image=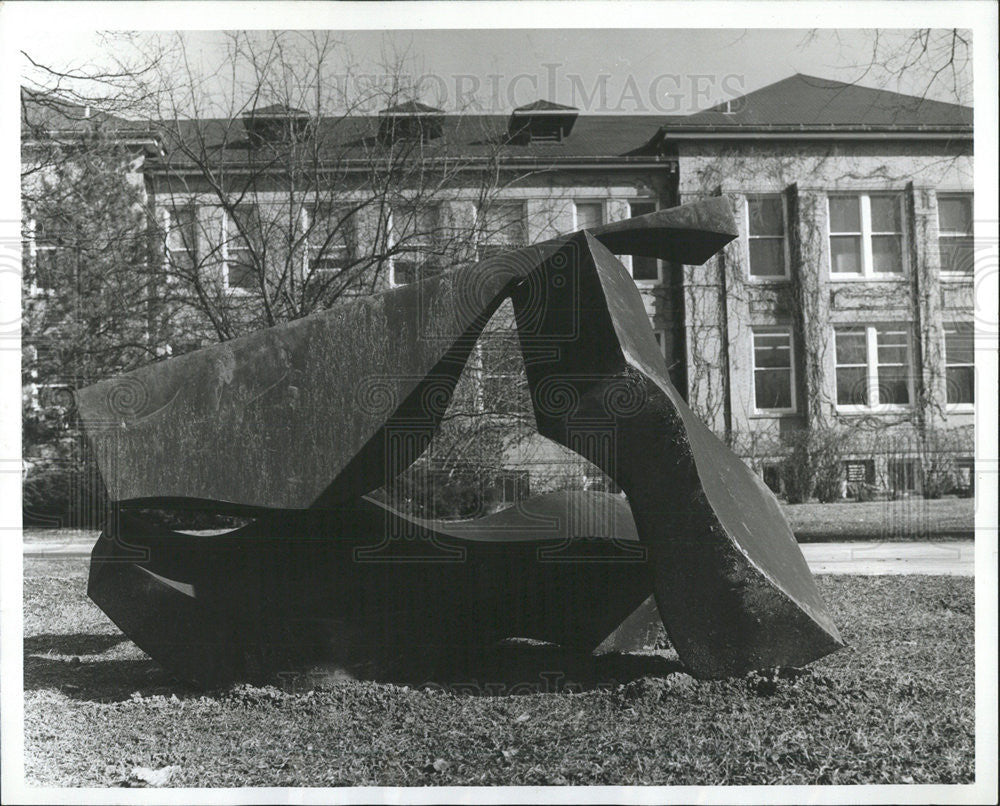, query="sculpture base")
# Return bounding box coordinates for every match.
[89,492,658,688]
